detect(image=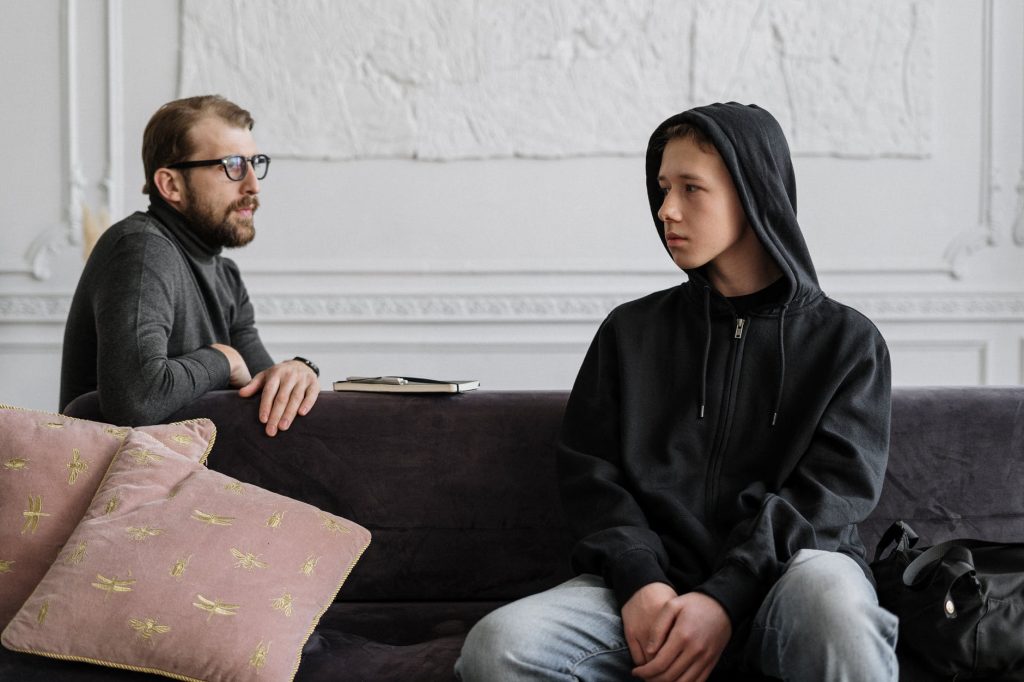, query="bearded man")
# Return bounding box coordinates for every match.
[60,95,320,436]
